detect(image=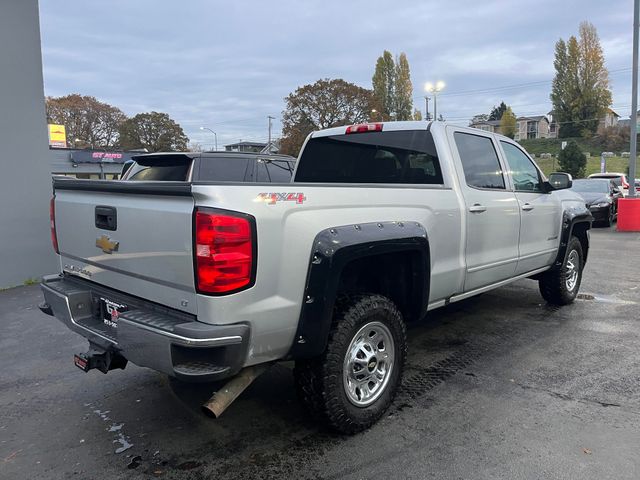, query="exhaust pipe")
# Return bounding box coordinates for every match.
[201,364,270,418]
